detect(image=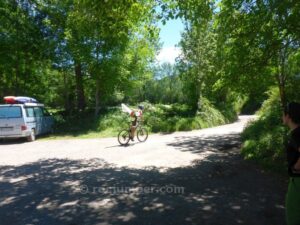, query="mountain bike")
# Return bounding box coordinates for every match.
[118,120,148,145]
